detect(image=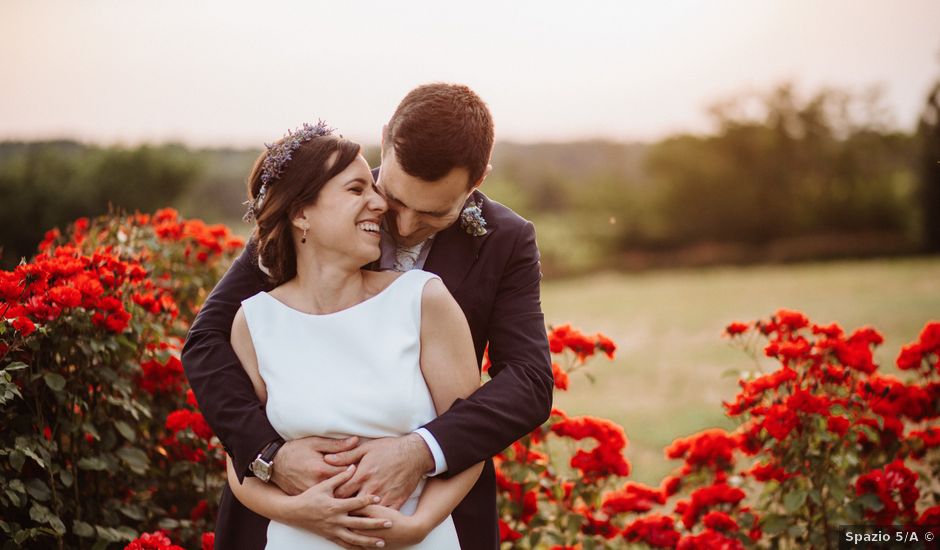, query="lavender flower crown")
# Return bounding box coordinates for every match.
[243,120,335,222]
